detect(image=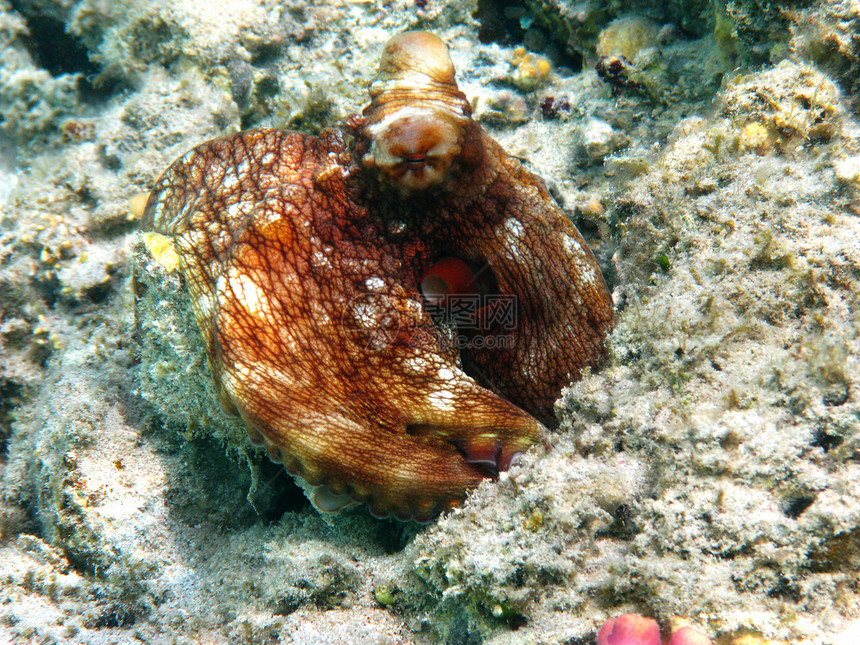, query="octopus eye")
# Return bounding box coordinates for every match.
[420,256,477,305]
[368,110,462,192]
